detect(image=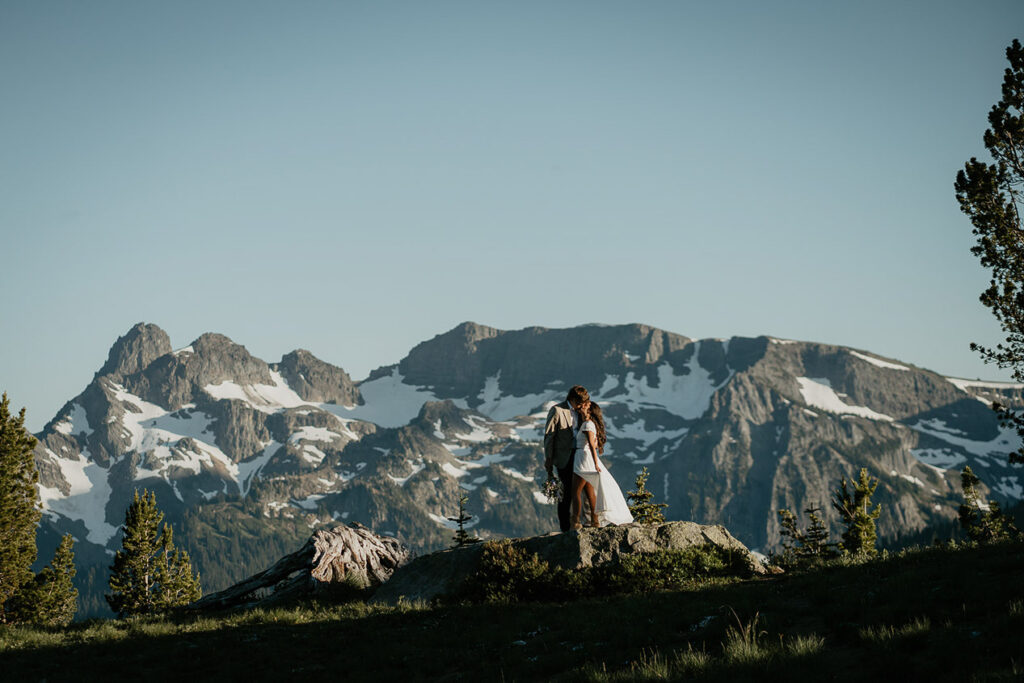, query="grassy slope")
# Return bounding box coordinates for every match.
[1,541,1022,682]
